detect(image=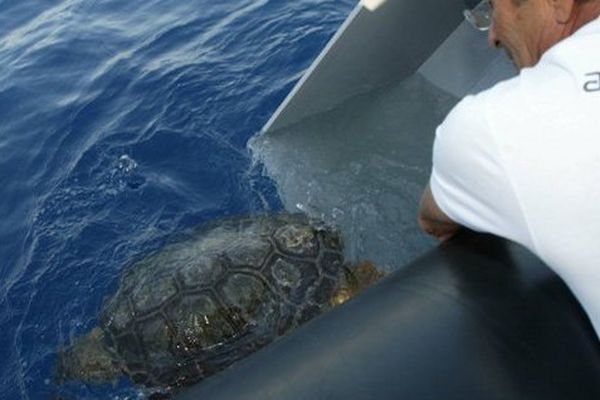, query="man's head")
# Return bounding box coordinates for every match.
[488,0,600,69]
